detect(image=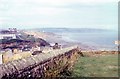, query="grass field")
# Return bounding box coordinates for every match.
[71,54,118,77]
